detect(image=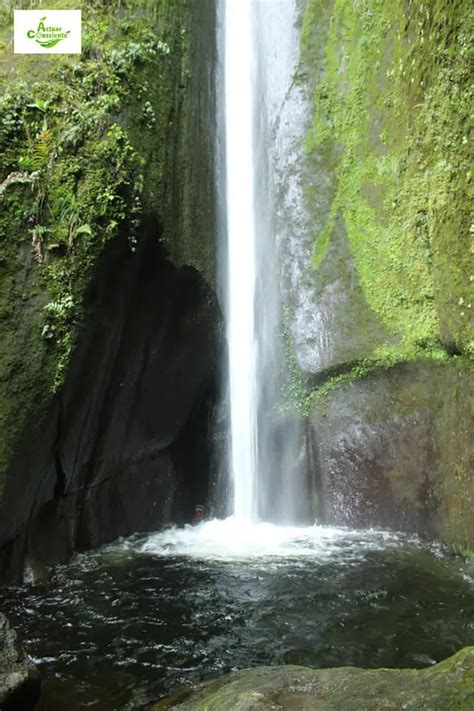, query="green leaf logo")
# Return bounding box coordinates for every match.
[37,38,62,48]
[26,15,71,49]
